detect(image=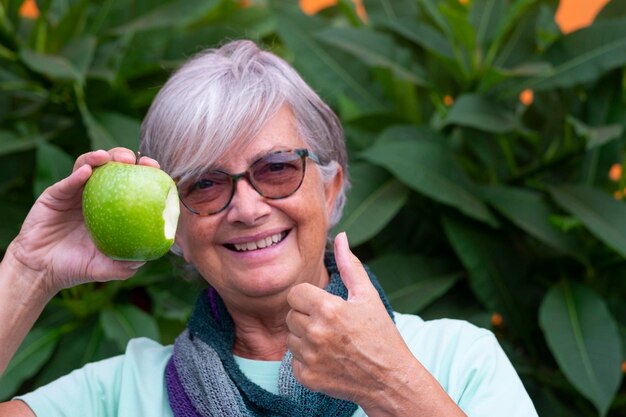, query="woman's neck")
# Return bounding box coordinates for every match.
[229,303,291,360]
